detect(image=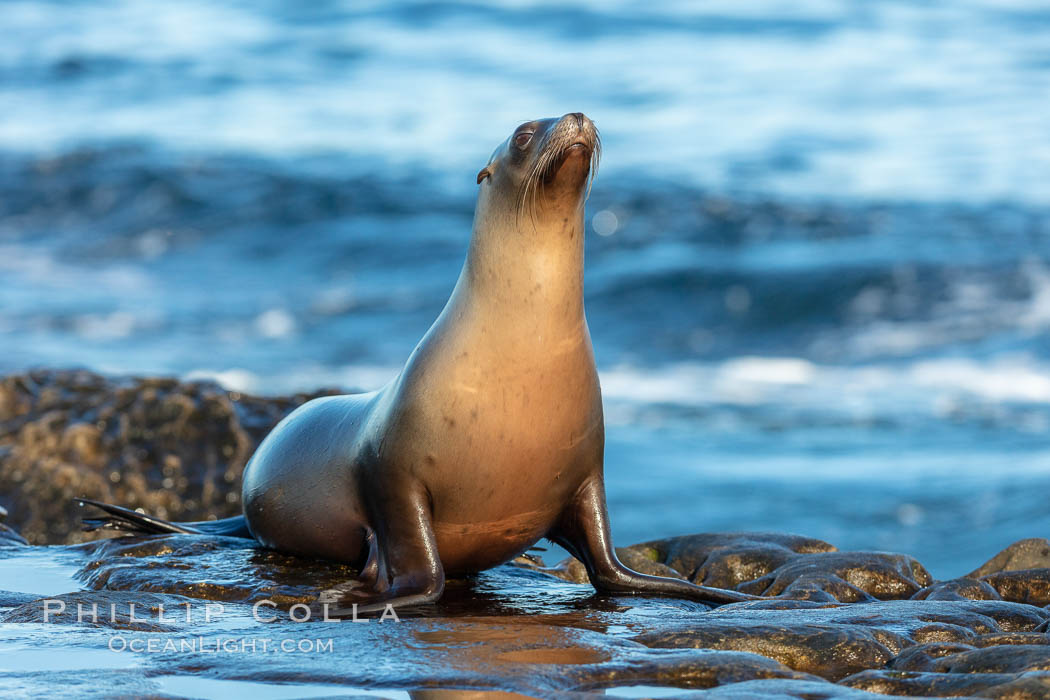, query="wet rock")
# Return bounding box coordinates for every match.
[913,577,1001,601]
[846,647,1050,695]
[840,669,1039,697]
[886,642,976,672]
[982,568,1050,607]
[728,598,844,612]
[769,573,876,604]
[543,535,929,605]
[1,591,196,632]
[640,532,836,586]
[539,532,839,590]
[738,551,932,601]
[73,533,361,606]
[0,669,164,700]
[931,644,1050,673]
[0,369,339,544]
[0,590,836,699]
[0,590,41,608]
[555,648,820,692]
[5,530,1050,697]
[974,632,1050,647]
[634,600,1049,681]
[686,679,899,699]
[638,621,901,682]
[974,673,1050,699]
[412,693,544,700]
[967,538,1050,577]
